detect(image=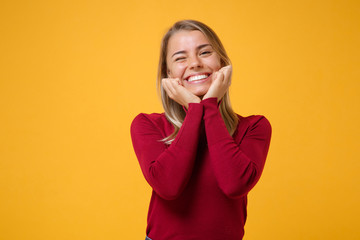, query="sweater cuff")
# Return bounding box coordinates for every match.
[201,97,218,106]
[202,97,231,146]
[187,102,202,112]
[173,101,204,148]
